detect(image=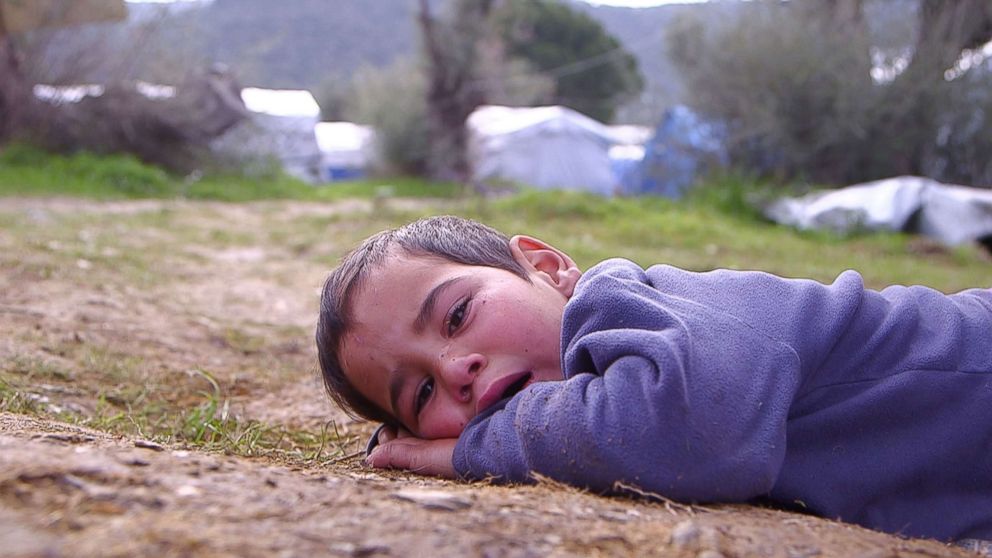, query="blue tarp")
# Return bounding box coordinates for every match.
[621,105,727,198]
